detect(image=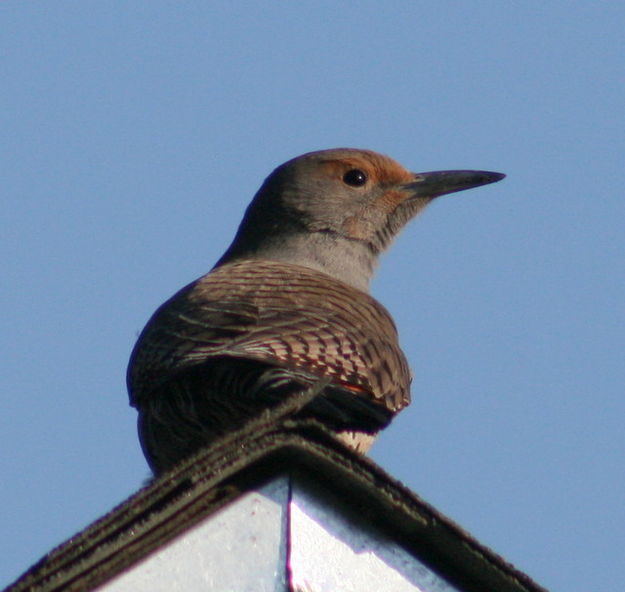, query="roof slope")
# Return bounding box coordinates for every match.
[4,413,547,592]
